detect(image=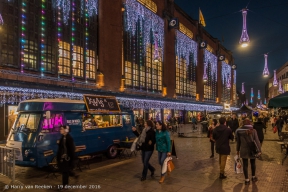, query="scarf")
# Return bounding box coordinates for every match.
[137,127,150,146]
